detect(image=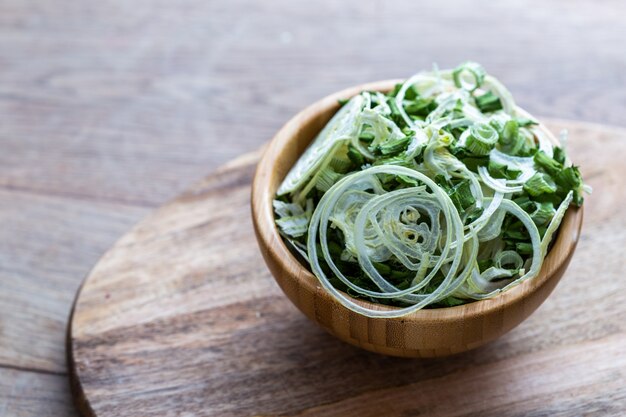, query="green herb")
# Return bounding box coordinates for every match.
[374,135,412,156]
[466,123,499,155]
[553,147,566,165]
[516,117,538,127]
[453,61,486,92]
[475,91,503,113]
[488,160,521,180]
[530,201,556,226]
[347,144,365,166]
[534,151,563,176]
[524,173,557,196]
